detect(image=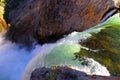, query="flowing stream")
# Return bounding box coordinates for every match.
[0,13,120,80]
